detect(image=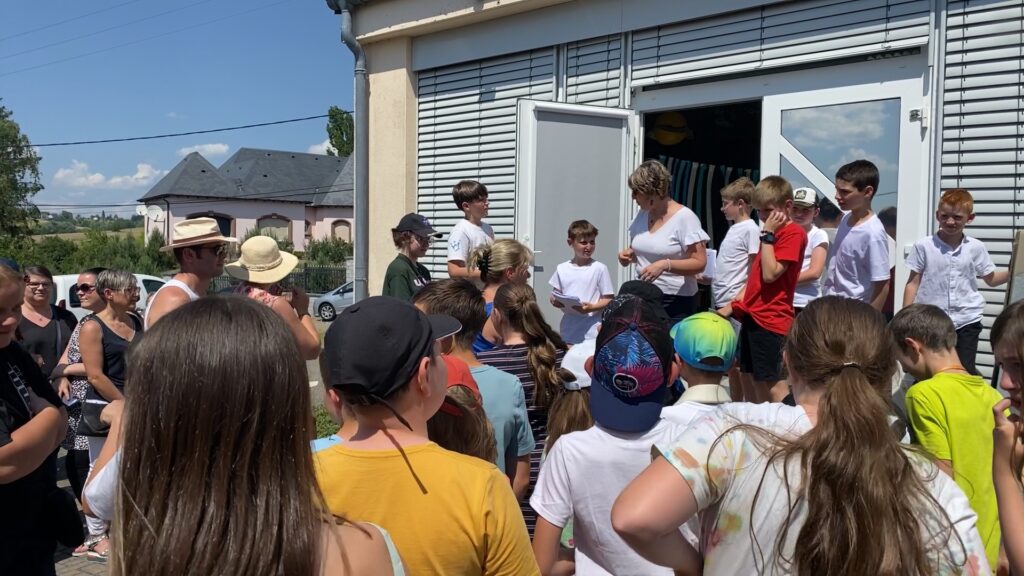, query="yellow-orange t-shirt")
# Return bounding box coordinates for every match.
[315,442,539,576]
